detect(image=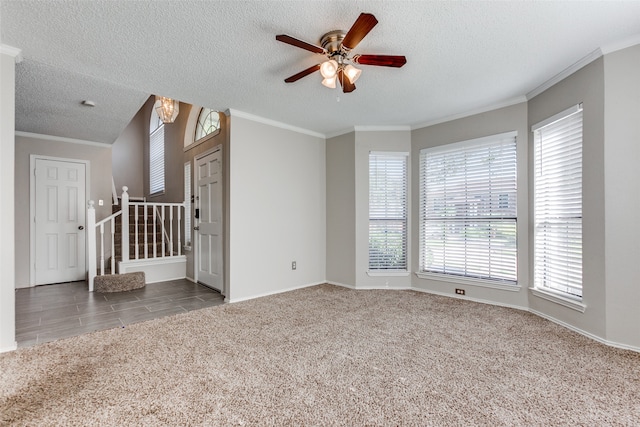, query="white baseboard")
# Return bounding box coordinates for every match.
[0,342,18,353]
[529,309,640,353]
[326,280,355,289]
[410,286,529,312]
[226,281,325,303]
